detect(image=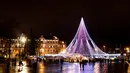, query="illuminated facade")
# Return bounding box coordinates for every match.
[124,47,130,53]
[0,34,27,58]
[0,35,66,58]
[36,35,66,56]
[0,38,26,58]
[0,38,9,57]
[10,39,26,58]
